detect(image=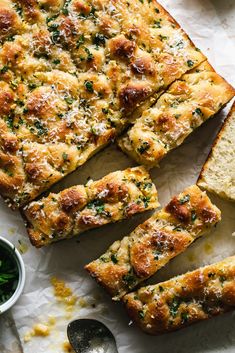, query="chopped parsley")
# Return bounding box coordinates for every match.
[169,297,181,317]
[62,152,68,161]
[6,116,14,129]
[84,47,94,61]
[102,108,109,114]
[53,59,61,65]
[111,254,118,264]
[219,275,226,283]
[193,108,203,117]
[154,20,162,28]
[142,196,151,208]
[208,272,215,278]
[159,34,168,41]
[0,66,9,74]
[87,199,105,214]
[179,194,190,204]
[28,83,37,90]
[187,60,194,68]
[64,96,74,105]
[48,24,60,43]
[137,141,150,154]
[181,312,189,323]
[0,245,19,305]
[34,120,48,136]
[100,256,109,263]
[93,33,106,46]
[84,80,94,93]
[76,34,85,48]
[138,310,145,319]
[123,273,136,287]
[191,211,197,221]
